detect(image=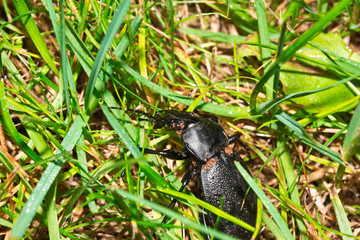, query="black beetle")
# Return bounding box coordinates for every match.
[111,108,258,239]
